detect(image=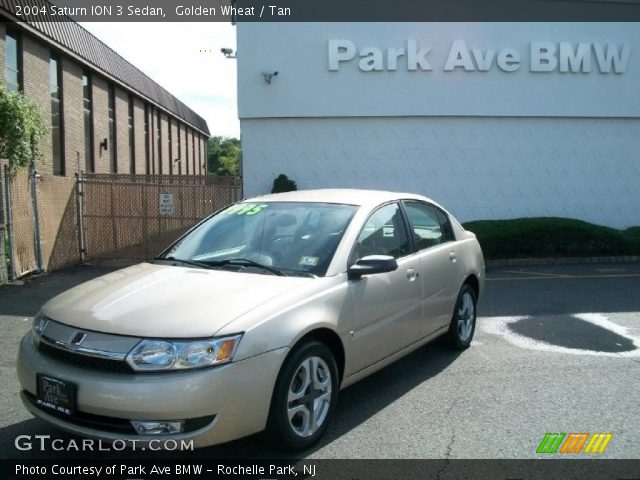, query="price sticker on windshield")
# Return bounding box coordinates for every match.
[226,203,269,216]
